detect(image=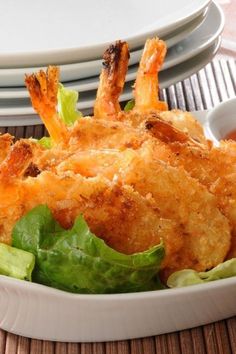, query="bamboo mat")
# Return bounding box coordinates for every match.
[0,58,235,353]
